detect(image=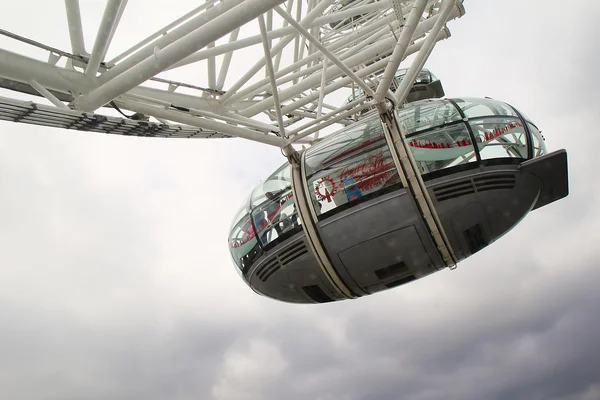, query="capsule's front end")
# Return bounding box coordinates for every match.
[396,97,568,261]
